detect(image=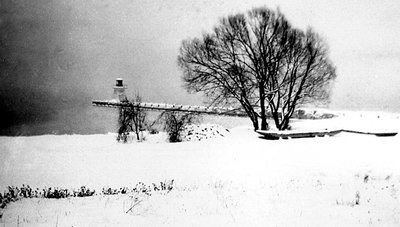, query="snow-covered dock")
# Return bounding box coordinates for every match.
[92,100,249,117]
